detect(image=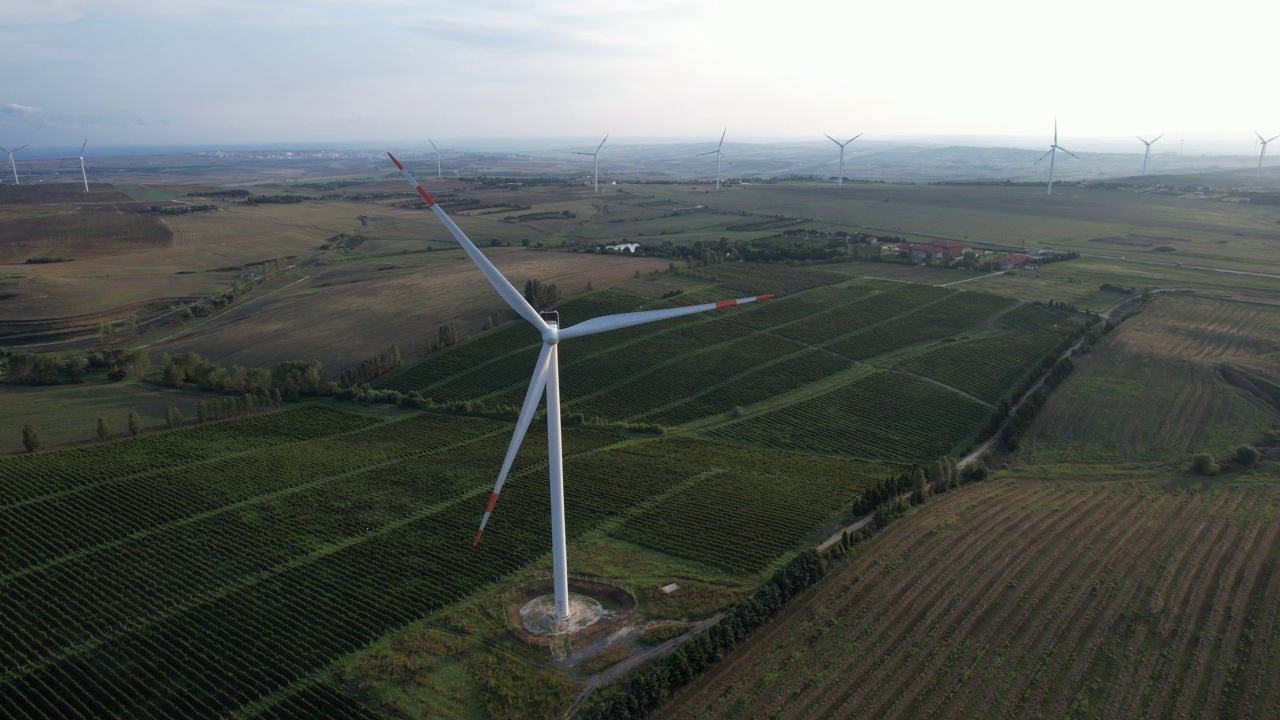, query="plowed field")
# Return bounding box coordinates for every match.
[656,479,1280,720]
